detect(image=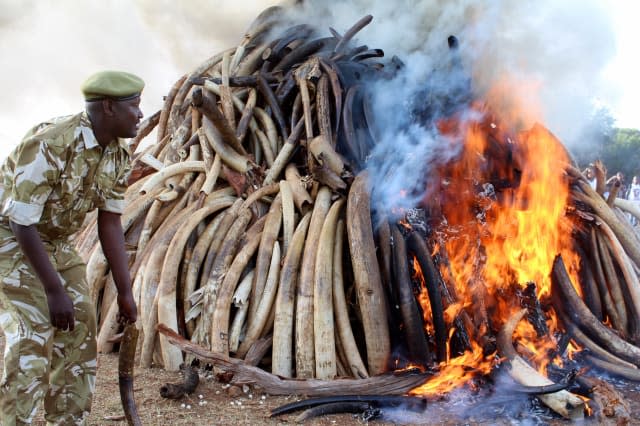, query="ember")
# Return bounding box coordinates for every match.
[78,3,637,424]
